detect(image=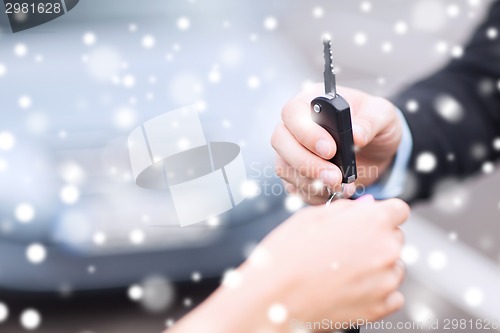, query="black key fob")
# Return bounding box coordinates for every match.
[311,94,357,184]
